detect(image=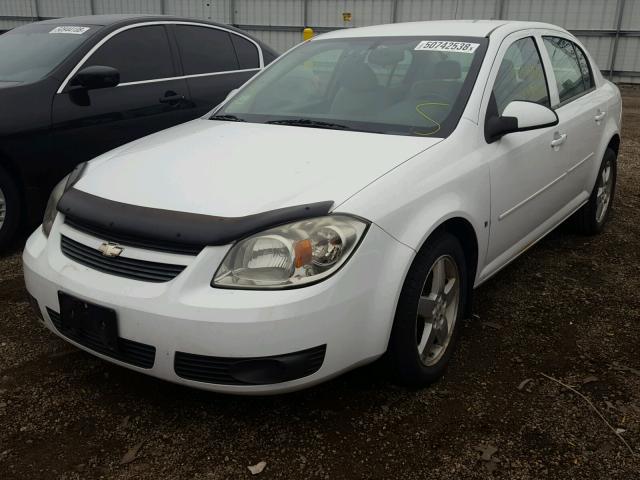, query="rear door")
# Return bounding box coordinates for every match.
[51,24,192,168]
[539,34,607,200]
[170,24,263,116]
